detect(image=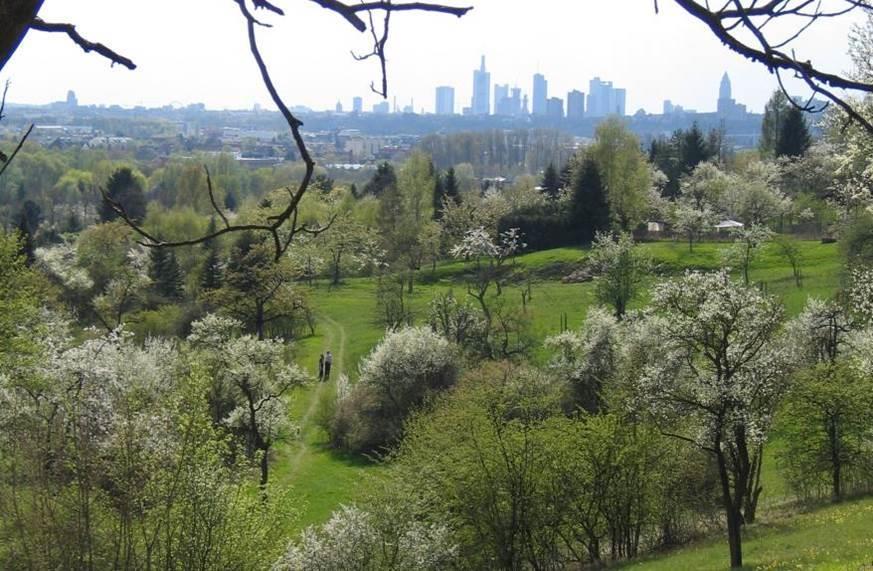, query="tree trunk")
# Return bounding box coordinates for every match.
[0,0,43,72]
[828,415,842,502]
[260,448,269,488]
[716,447,743,568]
[255,303,265,340]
